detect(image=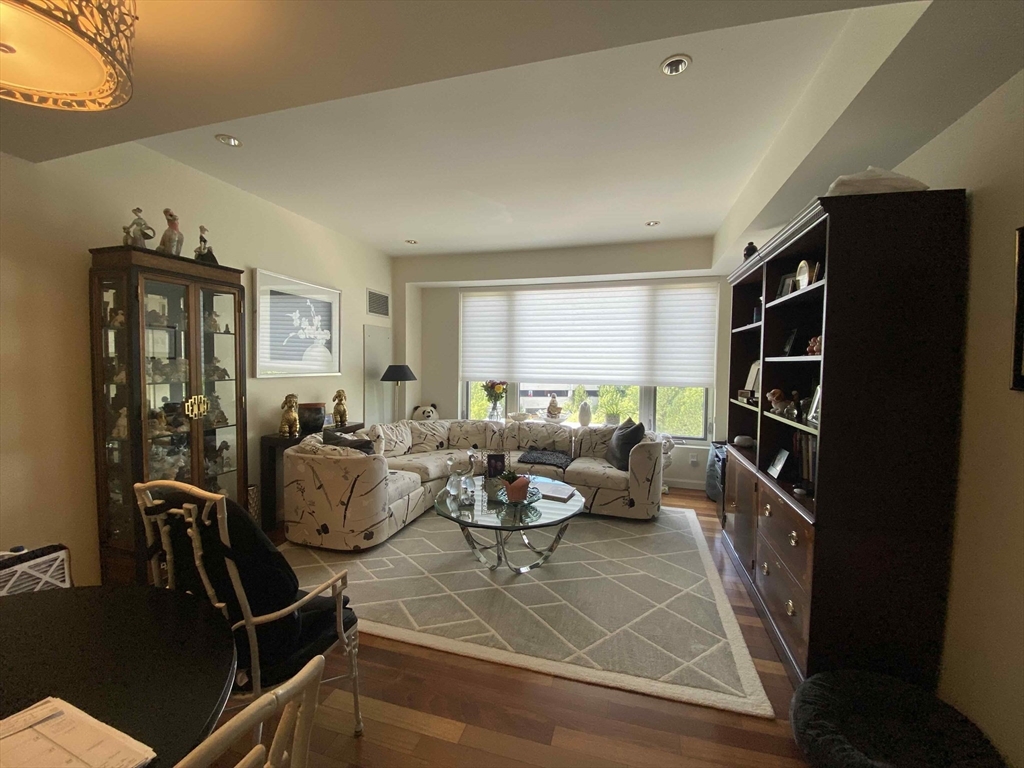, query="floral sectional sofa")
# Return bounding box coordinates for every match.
[284,419,673,551]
